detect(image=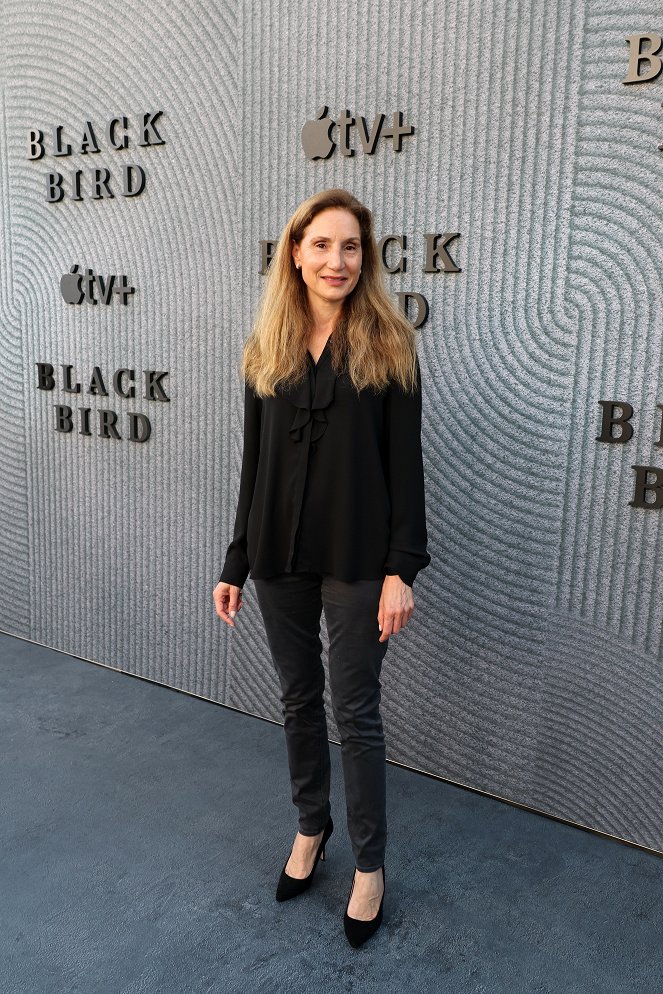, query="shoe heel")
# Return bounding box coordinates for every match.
[275,815,334,902]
